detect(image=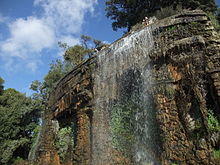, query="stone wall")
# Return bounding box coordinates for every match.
[150,10,220,164]
[52,57,95,165]
[34,10,220,165]
[34,58,95,165]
